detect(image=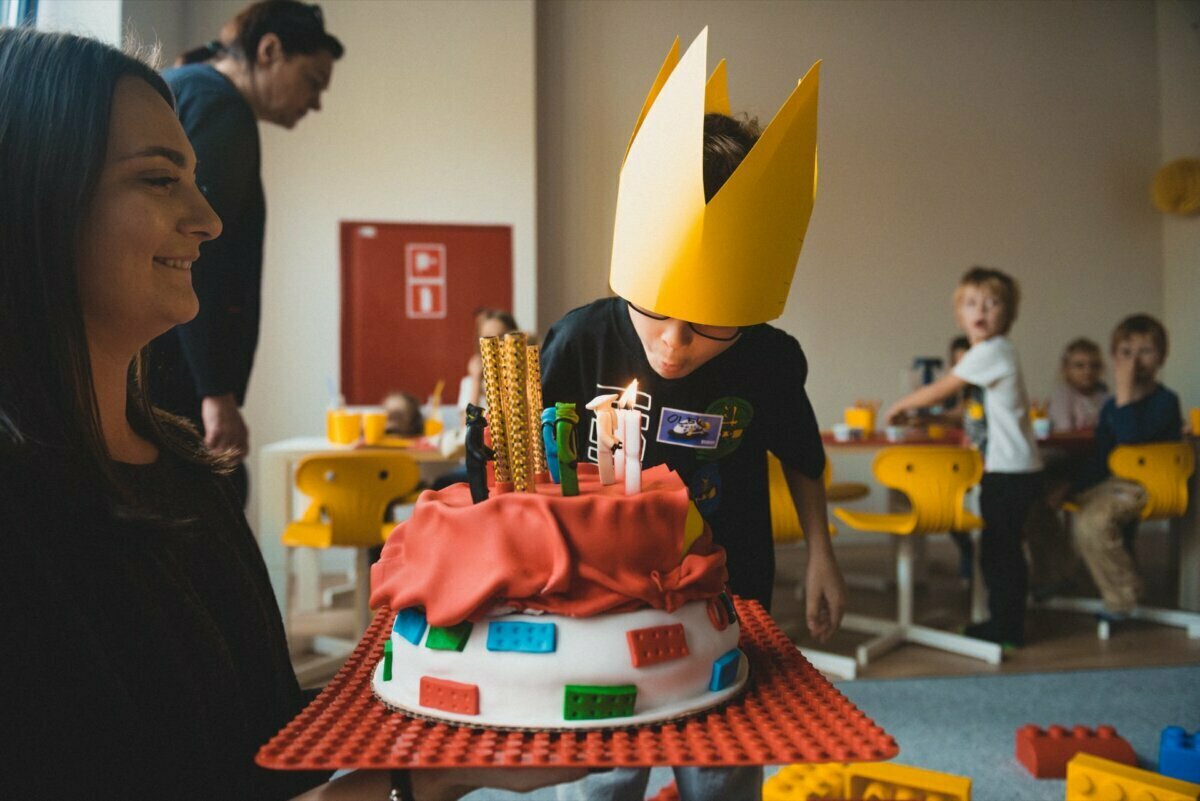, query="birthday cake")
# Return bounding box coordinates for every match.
[368,463,749,730]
